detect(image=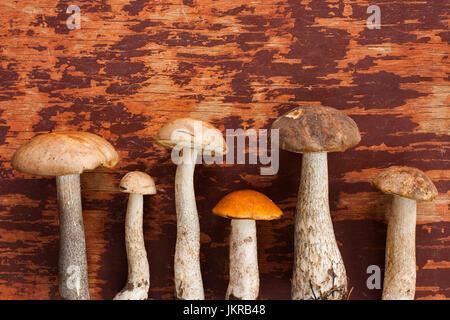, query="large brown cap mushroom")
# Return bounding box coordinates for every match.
[119,171,156,195]
[155,117,227,155]
[373,166,438,201]
[213,190,283,221]
[12,131,119,176]
[271,105,361,153]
